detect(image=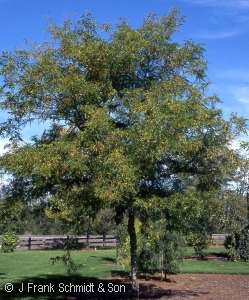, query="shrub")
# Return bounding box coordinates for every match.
[1,231,19,253]
[116,218,185,279]
[50,236,83,274]
[224,226,249,261]
[138,230,185,278]
[64,236,79,250]
[186,231,212,259]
